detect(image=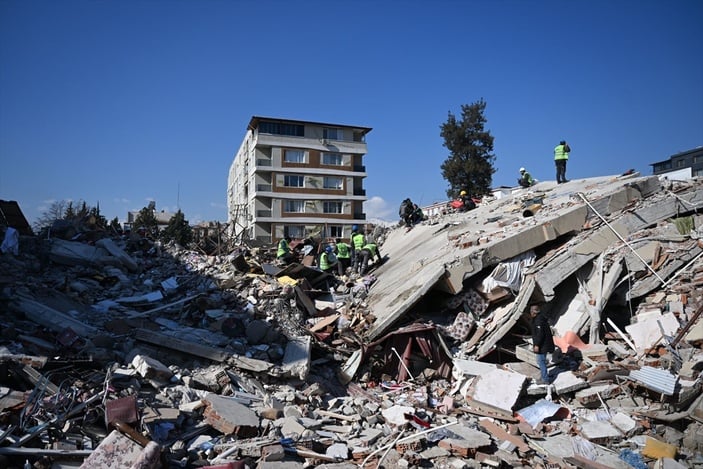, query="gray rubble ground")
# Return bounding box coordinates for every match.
[0,174,702,469]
